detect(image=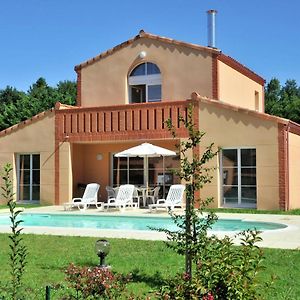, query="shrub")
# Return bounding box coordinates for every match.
[0,163,28,300]
[156,103,267,299]
[64,263,129,299]
[157,230,264,300]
